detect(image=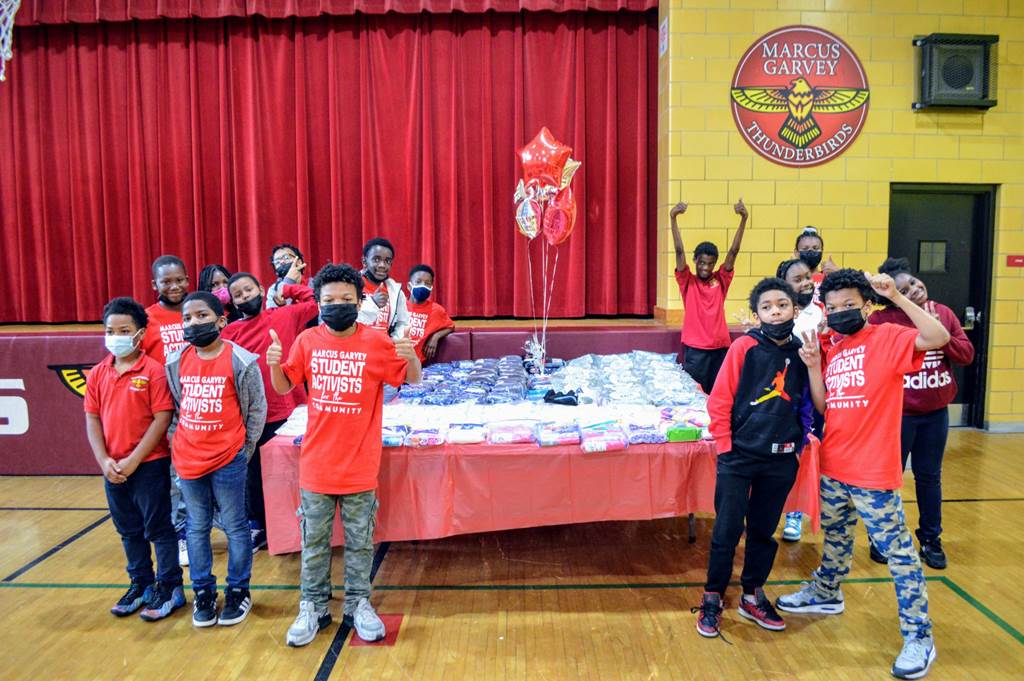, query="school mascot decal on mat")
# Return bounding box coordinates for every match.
[731,26,869,168]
